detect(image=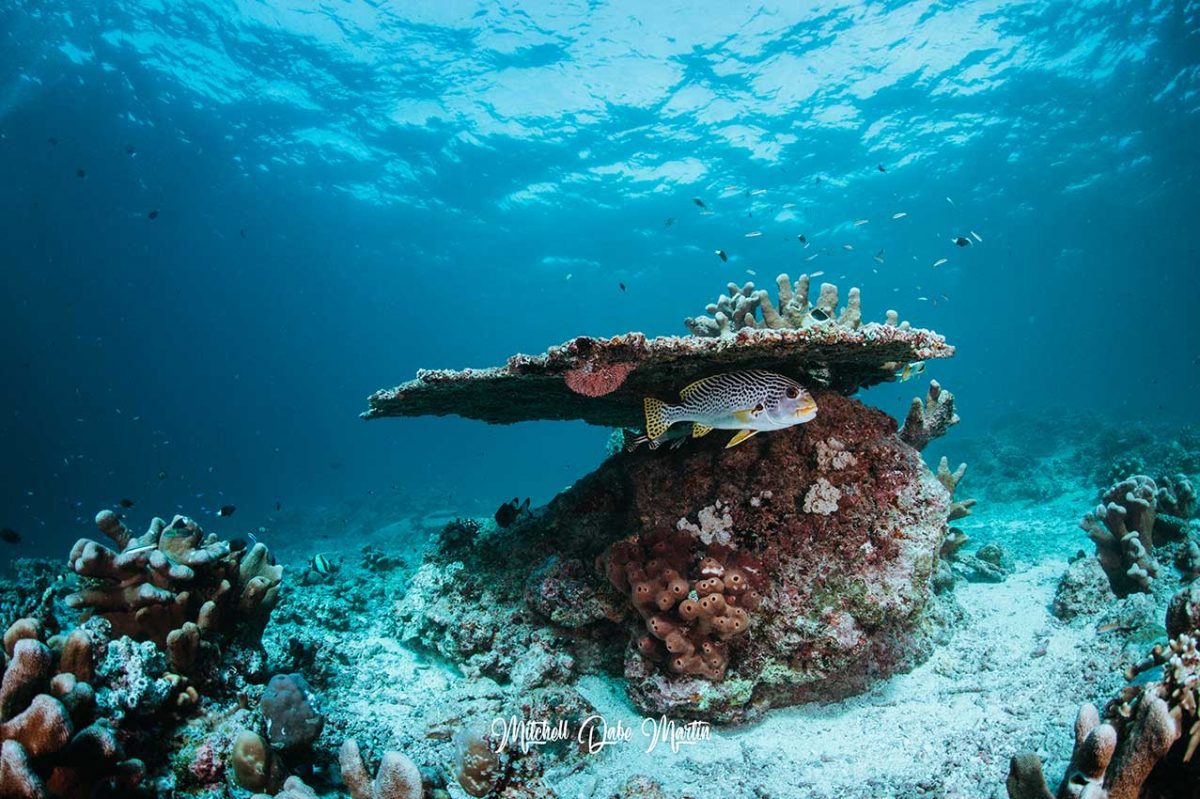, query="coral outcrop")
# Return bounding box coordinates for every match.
[66,511,282,685]
[396,391,952,723]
